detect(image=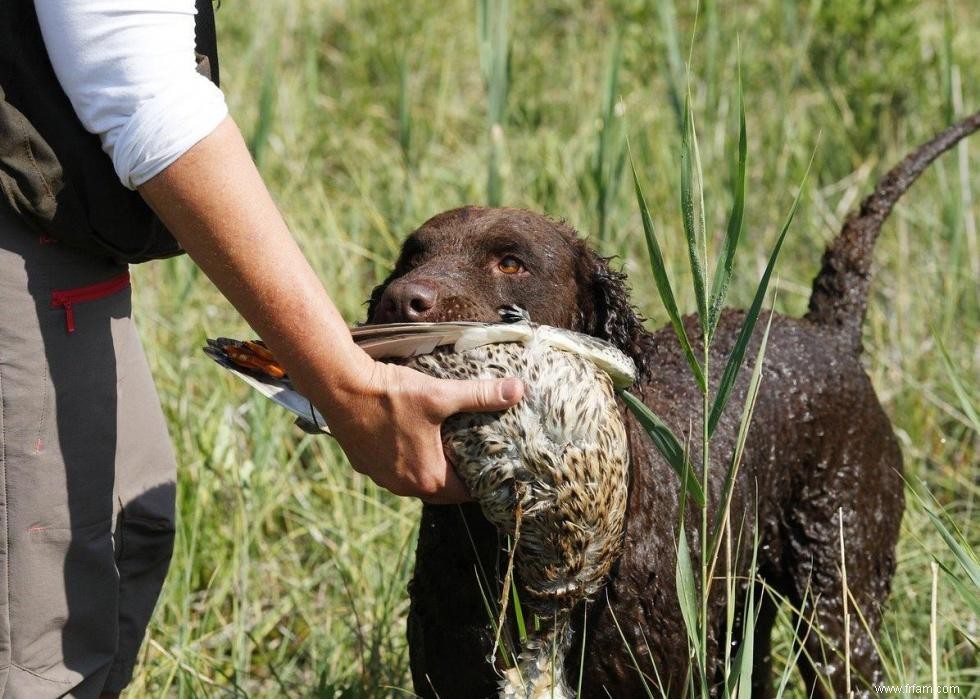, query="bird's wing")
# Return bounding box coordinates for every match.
[204,339,329,433]
[351,321,533,357]
[204,322,534,434]
[534,327,637,389]
[204,317,635,433]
